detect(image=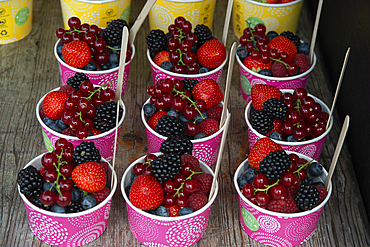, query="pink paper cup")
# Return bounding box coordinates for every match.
[141,98,229,166]
[245,89,333,160]
[18,154,117,247]
[54,40,135,95]
[147,49,227,85]
[234,152,332,246]
[36,87,125,161]
[236,46,317,102]
[120,153,218,247]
